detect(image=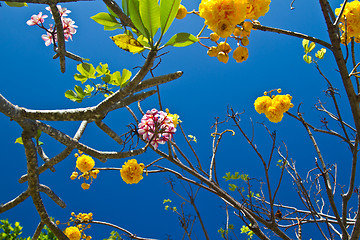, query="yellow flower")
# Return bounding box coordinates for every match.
[166,109,181,127]
[120,159,145,184]
[81,183,90,190]
[272,94,293,113]
[90,169,100,179]
[199,0,247,38]
[265,106,284,123]
[254,96,272,114]
[336,0,360,41]
[232,46,249,63]
[76,155,95,173]
[217,41,232,54]
[246,0,271,20]
[63,227,81,240]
